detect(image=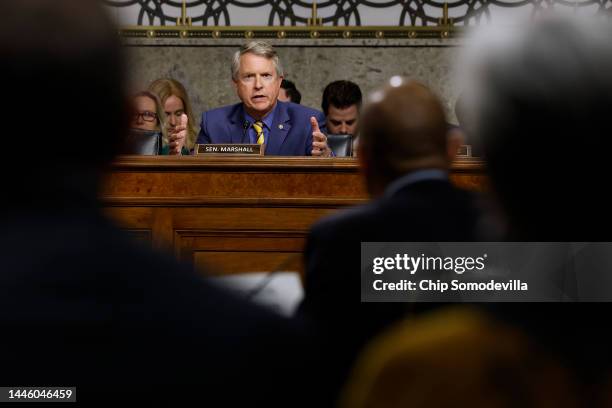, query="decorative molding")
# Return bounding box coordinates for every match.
[109,155,362,171]
[108,155,484,171]
[105,0,612,28]
[118,25,460,40]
